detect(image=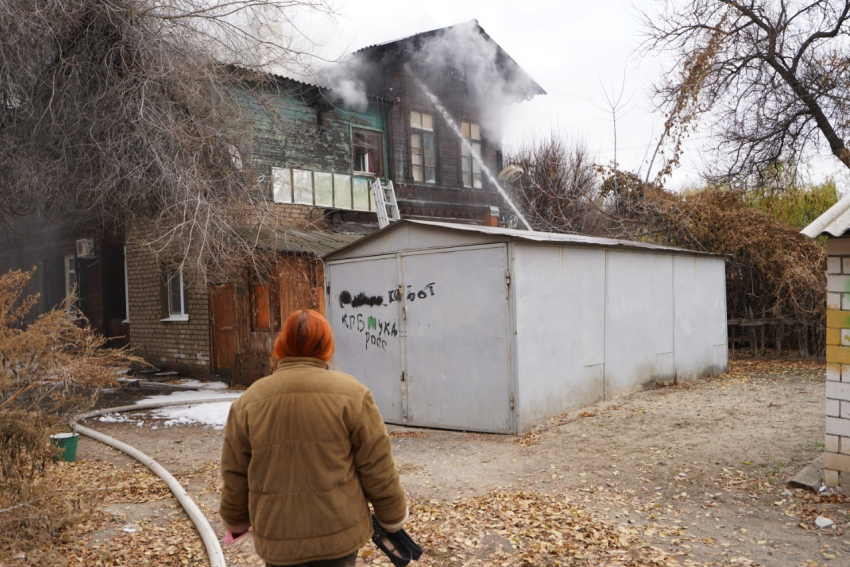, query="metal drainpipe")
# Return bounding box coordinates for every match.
[73,396,241,567]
